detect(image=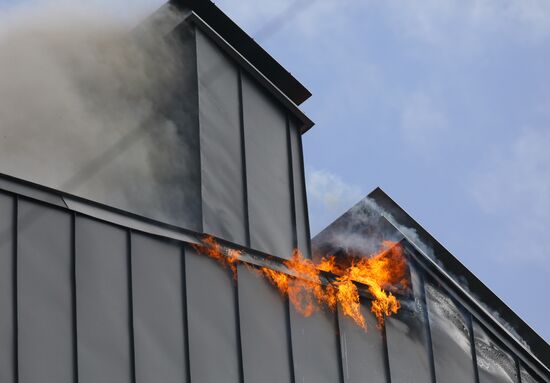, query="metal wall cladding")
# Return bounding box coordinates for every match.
[242,74,294,259]
[290,304,342,383]
[18,200,74,383]
[185,247,241,383]
[75,217,132,383]
[385,263,433,383]
[196,28,247,245]
[425,281,476,383]
[0,193,14,383]
[473,320,518,383]
[131,233,188,383]
[338,301,388,383]
[237,265,293,383]
[4,182,549,383]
